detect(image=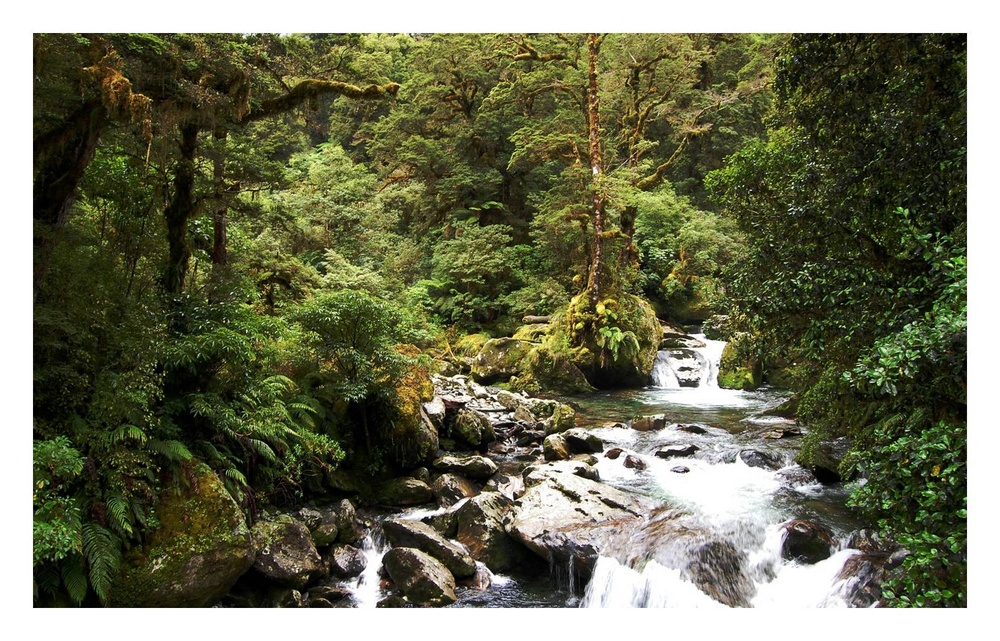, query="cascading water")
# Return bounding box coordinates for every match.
[351,526,389,608]
[576,331,864,608]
